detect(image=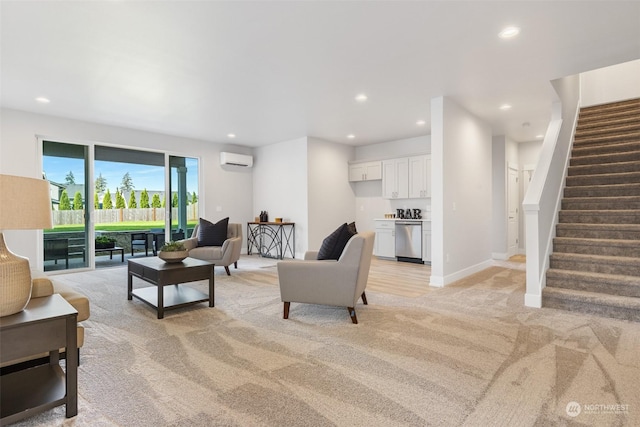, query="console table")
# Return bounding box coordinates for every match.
[247,222,295,259]
[0,294,78,424]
